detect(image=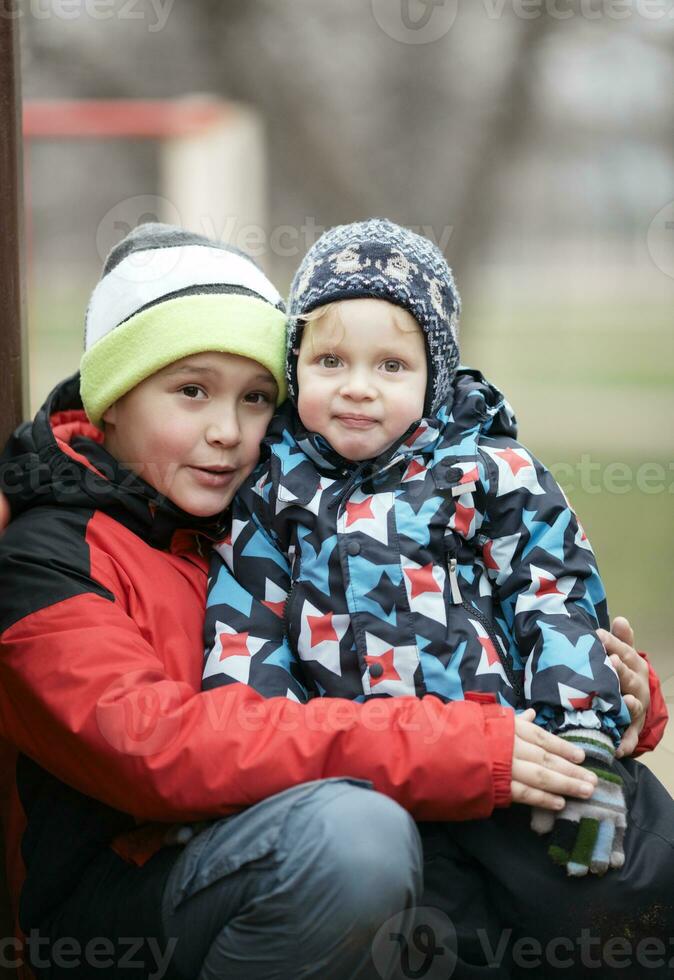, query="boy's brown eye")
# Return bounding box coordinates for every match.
[383,360,403,373]
[244,392,272,404]
[181,385,205,399]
